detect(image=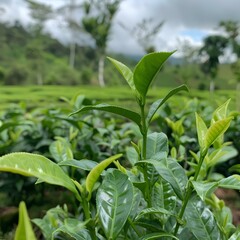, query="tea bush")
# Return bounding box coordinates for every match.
[0,52,240,239]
